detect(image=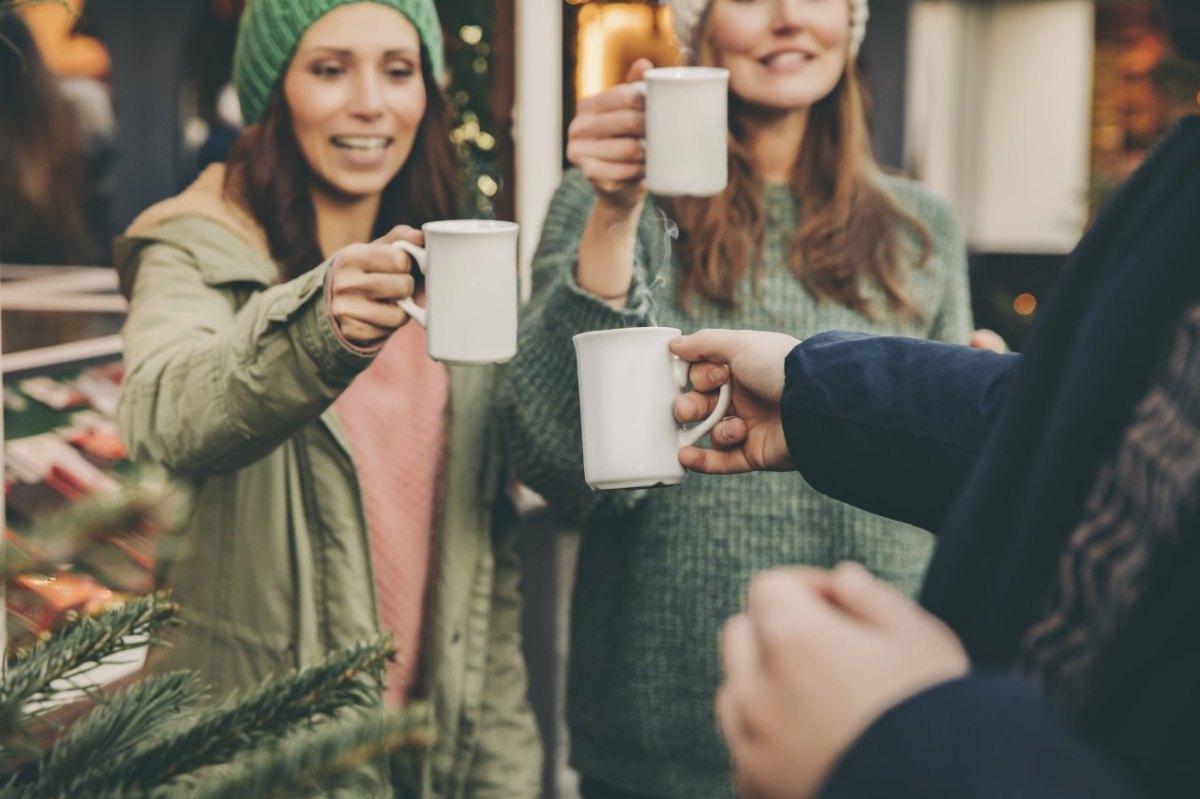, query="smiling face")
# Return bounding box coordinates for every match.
[705,0,851,113]
[282,3,426,204]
